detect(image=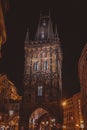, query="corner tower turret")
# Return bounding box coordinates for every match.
[25,28,29,43]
